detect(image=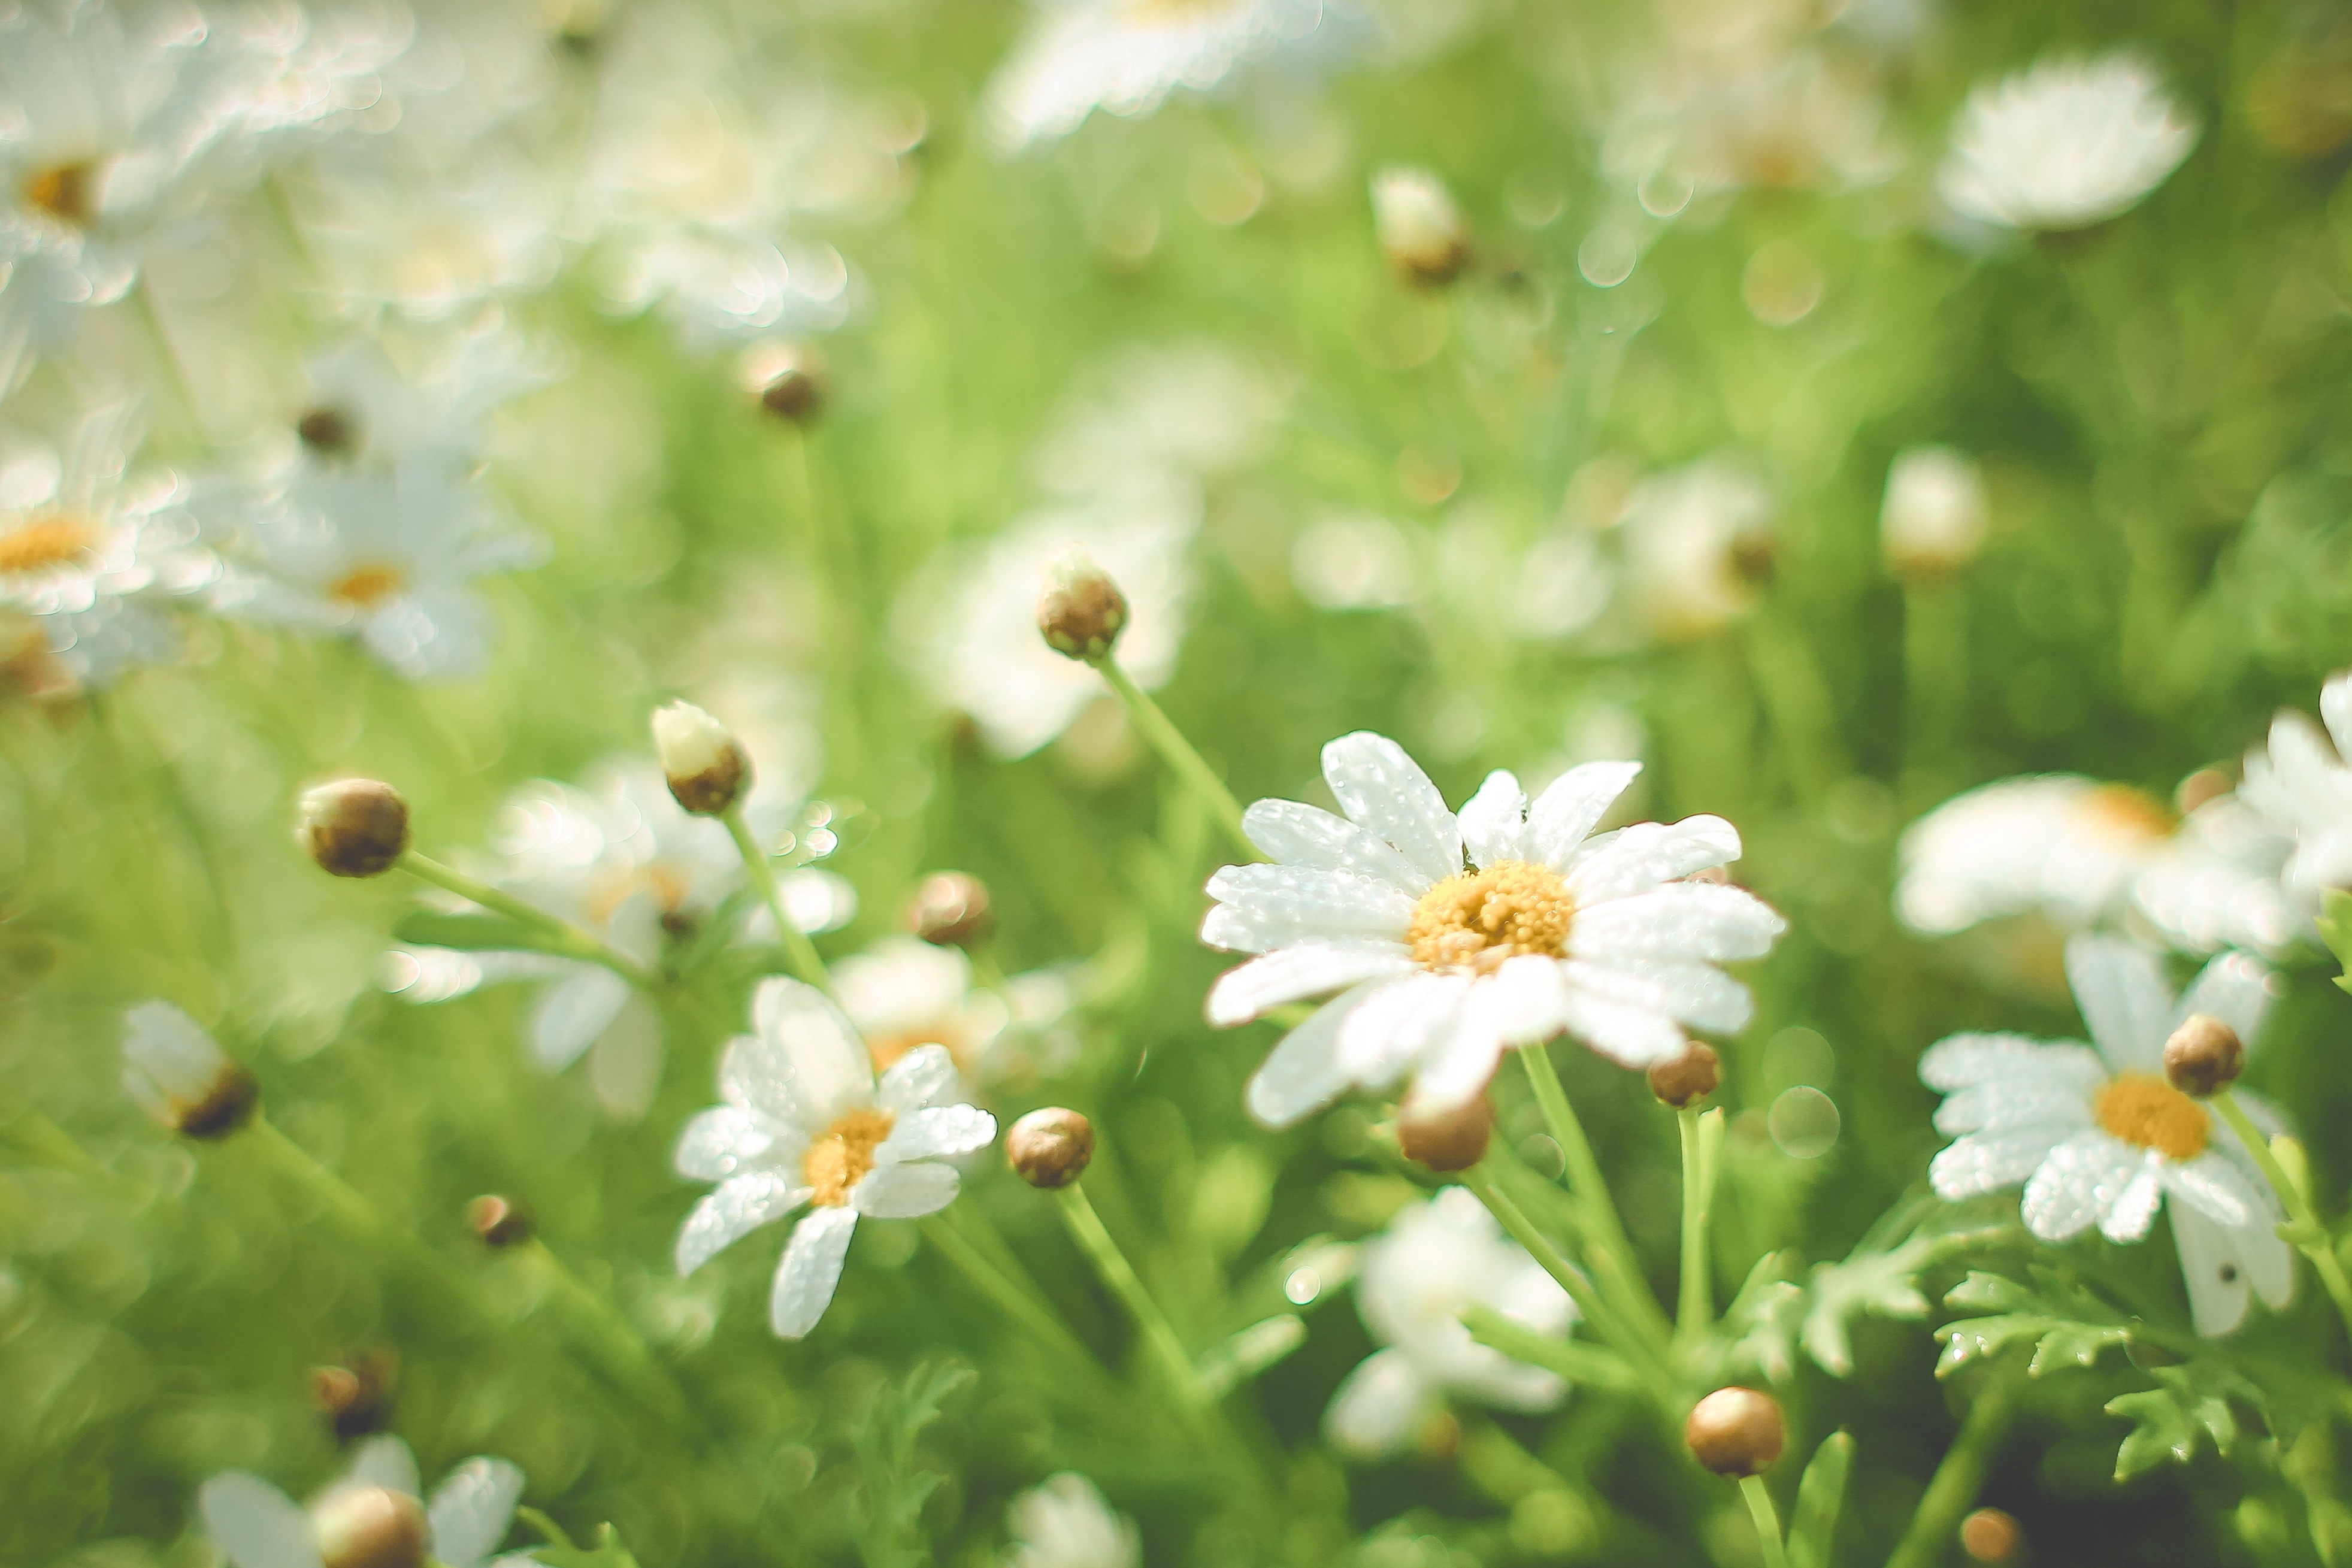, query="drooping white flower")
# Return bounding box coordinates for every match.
[2240,670,2352,911]
[1920,937,2290,1337]
[1615,457,1773,639]
[199,1434,528,1568]
[673,977,998,1339]
[1880,446,1988,576]
[1203,733,1784,1124]
[121,1000,254,1137]
[1937,54,2199,232]
[1003,1473,1140,1568]
[1324,1188,1574,1459]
